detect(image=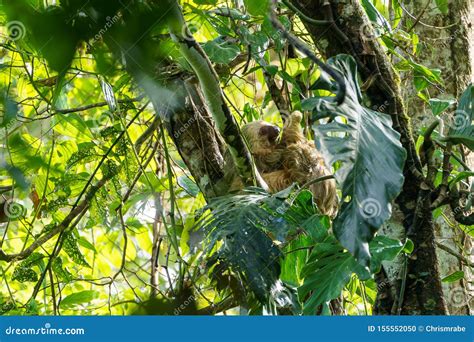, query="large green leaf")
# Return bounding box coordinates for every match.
[442,271,464,283]
[368,235,404,273]
[444,84,474,150]
[299,235,358,315]
[303,54,406,266]
[429,98,456,116]
[99,77,118,112]
[435,0,449,14]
